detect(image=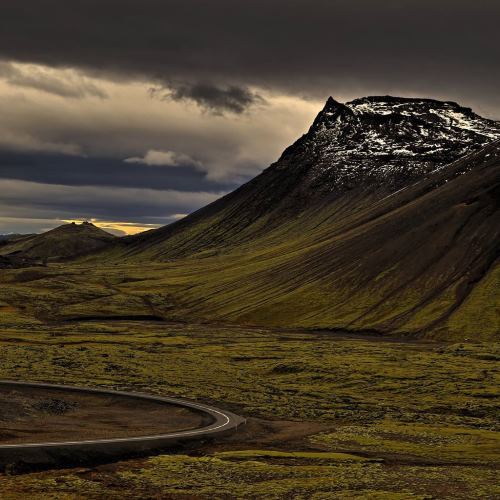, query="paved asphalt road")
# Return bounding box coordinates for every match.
[0,380,246,467]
